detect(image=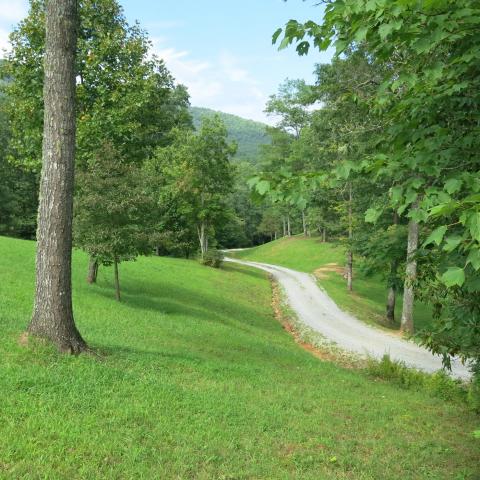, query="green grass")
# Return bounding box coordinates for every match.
[233,236,434,332]
[0,235,478,479]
